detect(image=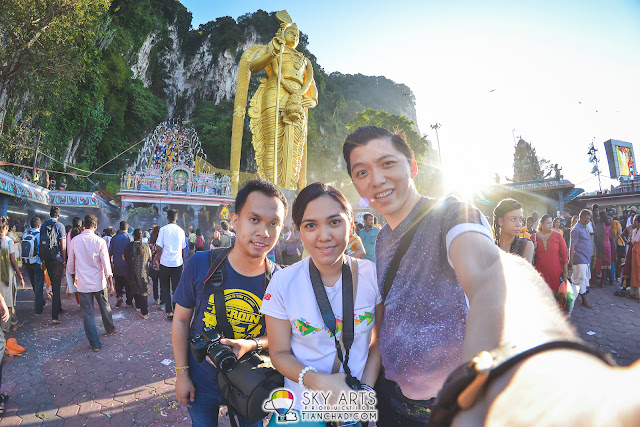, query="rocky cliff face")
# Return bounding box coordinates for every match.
[127,20,419,126]
[130,25,259,118]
